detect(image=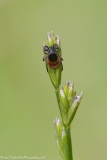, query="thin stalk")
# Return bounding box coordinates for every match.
[55,88,63,119]
[65,127,73,160]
